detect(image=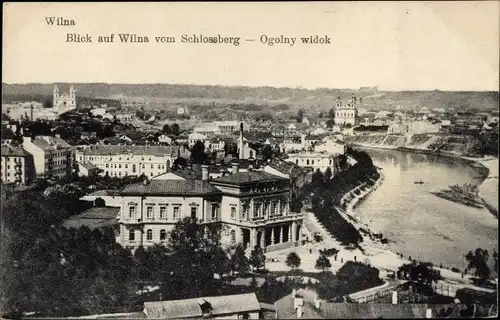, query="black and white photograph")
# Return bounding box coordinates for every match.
[1,2,498,319]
